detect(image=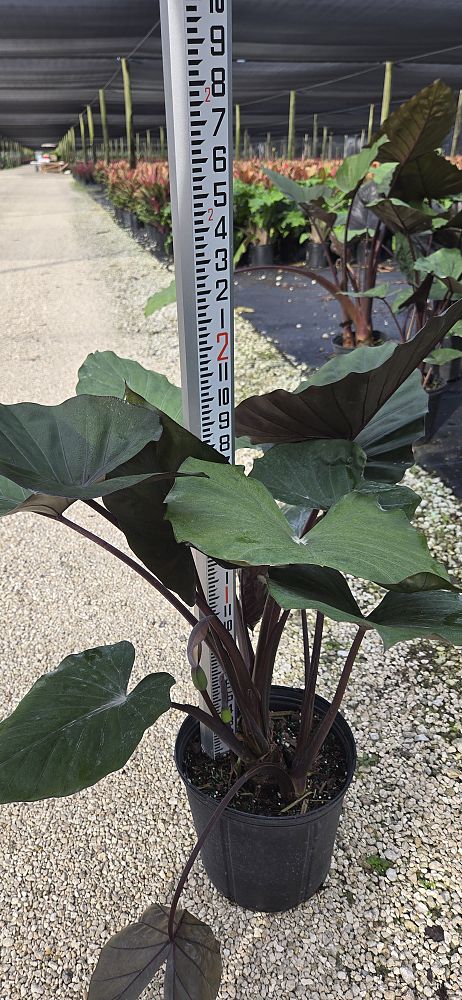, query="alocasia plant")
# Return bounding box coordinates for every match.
[1,303,462,998]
